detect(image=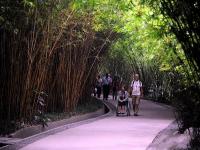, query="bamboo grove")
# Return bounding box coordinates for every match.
[1,0,200,148]
[0,1,114,134]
